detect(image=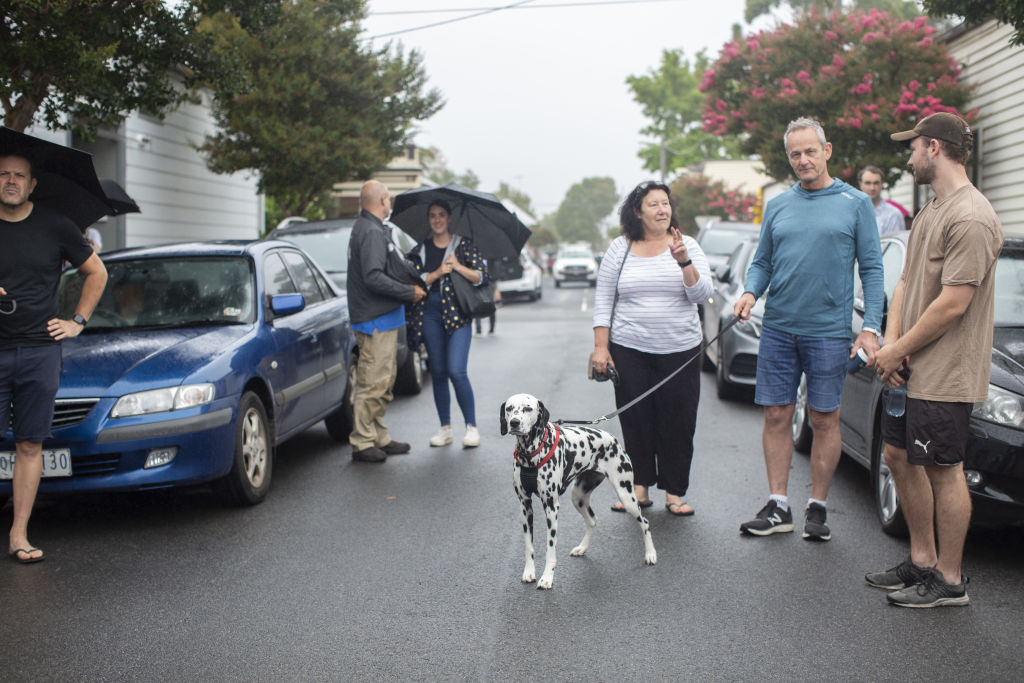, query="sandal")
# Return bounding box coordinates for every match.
[665,501,695,516]
[9,547,45,564]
